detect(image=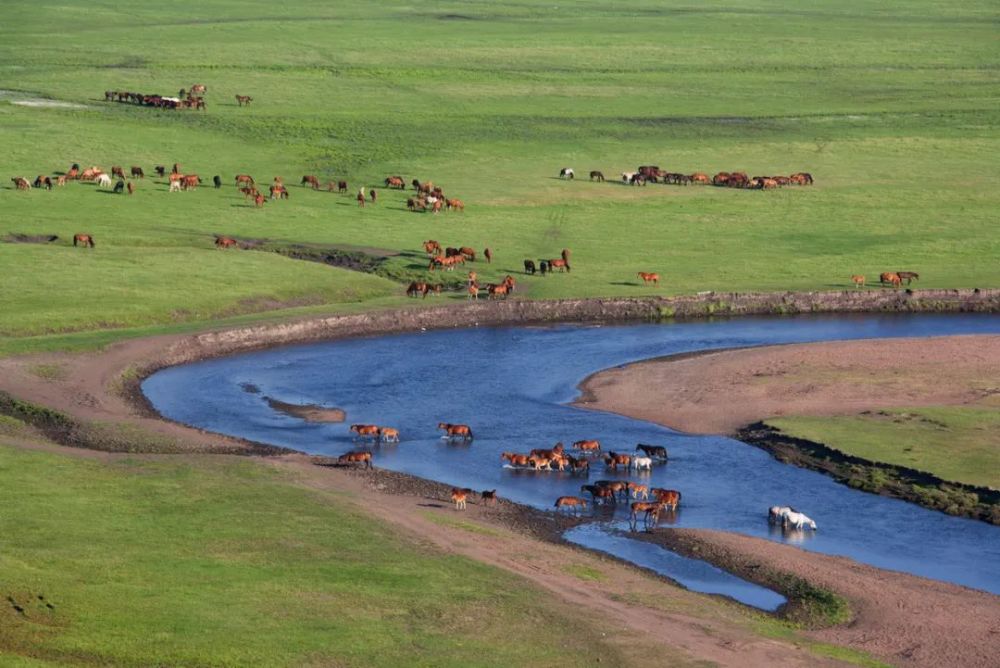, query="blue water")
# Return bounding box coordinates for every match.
[143,313,1000,604]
